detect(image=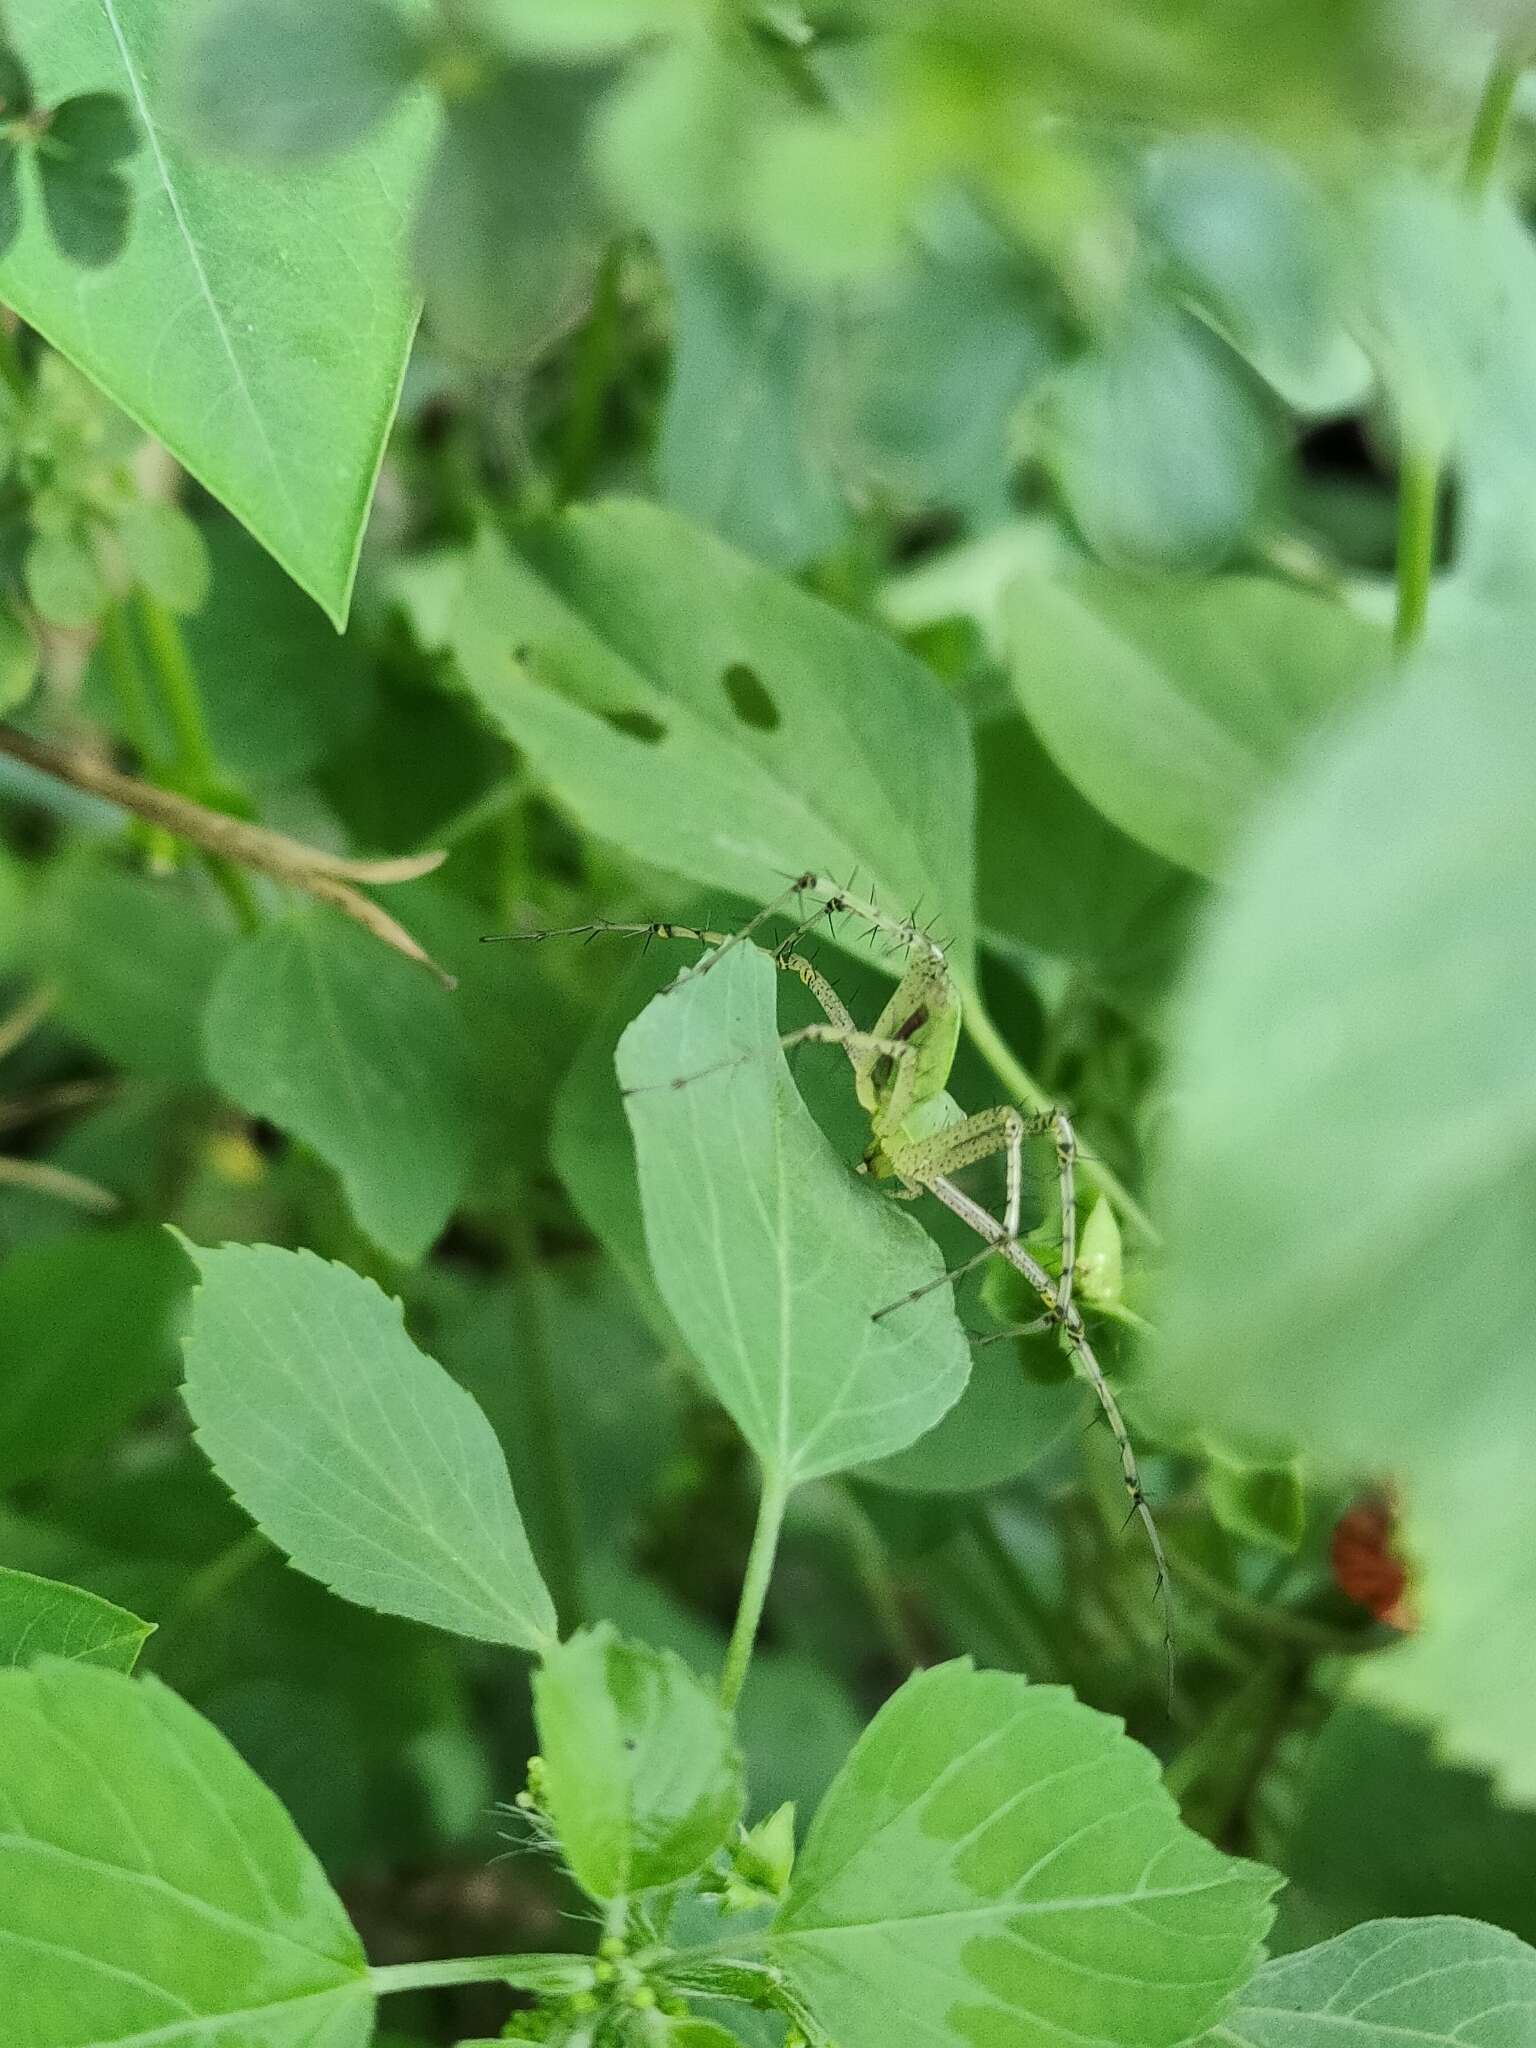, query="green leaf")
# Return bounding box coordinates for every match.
[451,499,977,977]
[203,911,476,1263]
[414,65,605,364]
[0,1660,373,2048]
[1038,293,1279,574]
[180,1239,558,1650]
[533,1623,745,1901]
[31,857,235,1084]
[0,0,429,625]
[0,1566,152,1671]
[1141,137,1368,417]
[24,524,106,626]
[863,1336,1081,1494]
[771,1661,1277,2048]
[1205,1457,1304,1554]
[1214,1918,1536,2048]
[178,514,376,784]
[976,712,1195,992]
[35,90,139,268]
[115,498,212,613]
[0,1226,190,1488]
[1009,567,1386,878]
[1281,1708,1536,1948]
[659,241,851,568]
[847,207,1064,522]
[1157,600,1536,1801]
[185,0,420,160]
[616,944,970,1485]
